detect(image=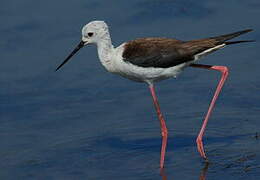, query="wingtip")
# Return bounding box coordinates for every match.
[244,29,253,33]
[237,29,254,35]
[225,40,255,45]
